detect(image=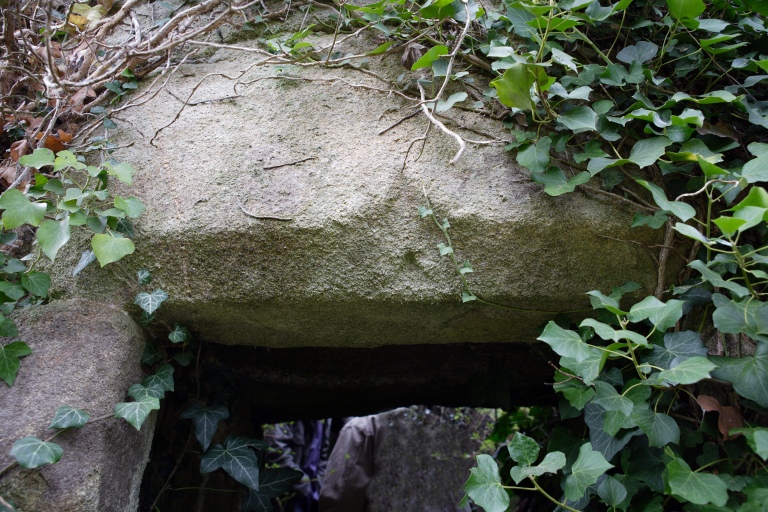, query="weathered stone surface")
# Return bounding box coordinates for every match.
[0,299,154,512]
[49,37,670,349]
